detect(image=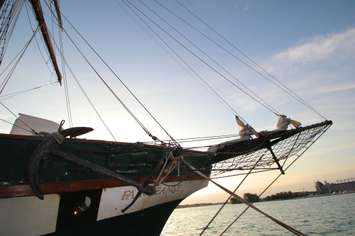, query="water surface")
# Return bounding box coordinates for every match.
[162,193,355,235]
